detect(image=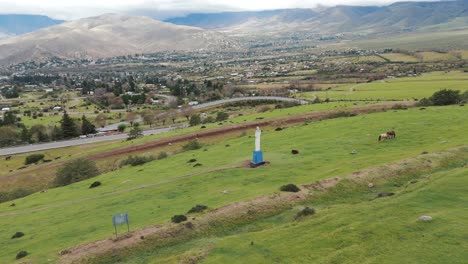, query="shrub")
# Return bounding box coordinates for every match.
[416,97,433,106]
[157,152,168,160]
[120,155,155,167]
[182,140,202,151]
[171,214,187,223]
[11,232,25,239]
[189,115,201,126]
[391,104,408,110]
[202,116,215,124]
[55,158,100,187]
[216,112,229,121]
[16,251,28,260]
[187,158,197,163]
[0,188,33,203]
[280,184,300,192]
[117,124,127,132]
[187,205,208,214]
[89,181,101,188]
[295,207,316,219]
[430,89,461,106]
[329,111,356,119]
[24,154,45,165]
[257,105,272,113]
